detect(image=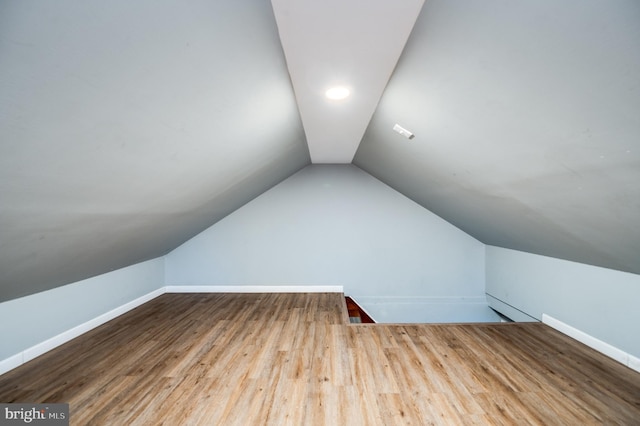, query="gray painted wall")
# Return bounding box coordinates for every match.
[166,165,487,320]
[486,246,640,358]
[355,296,500,324]
[0,258,163,360]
